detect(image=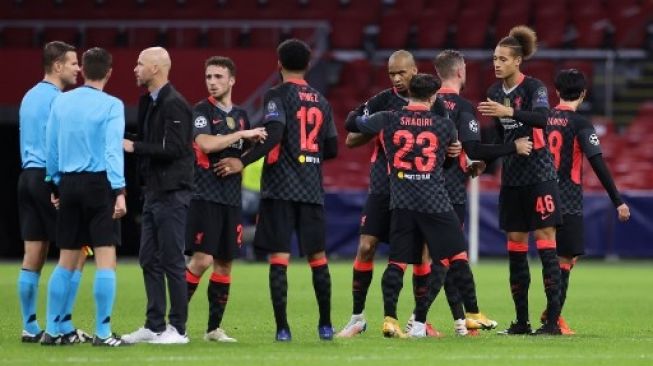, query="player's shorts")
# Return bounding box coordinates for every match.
[57,172,119,249]
[499,180,563,232]
[186,199,242,261]
[359,193,390,243]
[453,204,466,226]
[389,208,467,264]
[17,168,57,242]
[254,199,325,256]
[556,214,584,257]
